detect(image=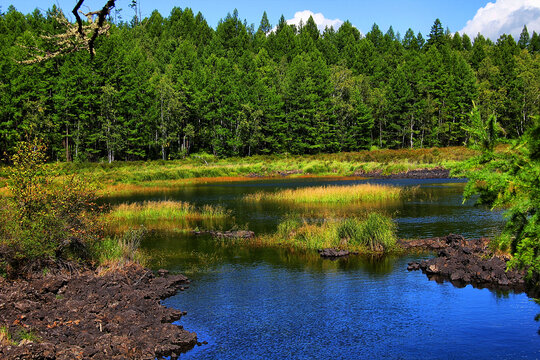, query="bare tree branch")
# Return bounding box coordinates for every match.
[88,0,116,57]
[19,1,116,63]
[72,0,85,36]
